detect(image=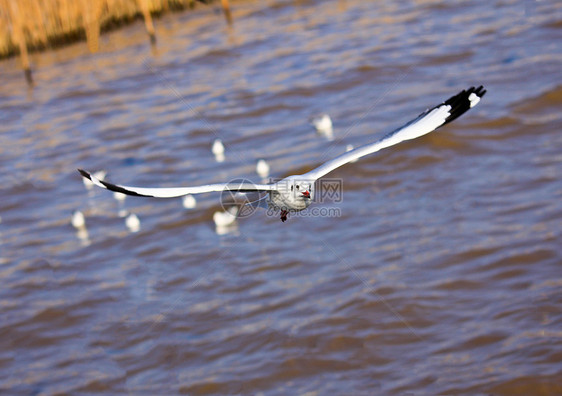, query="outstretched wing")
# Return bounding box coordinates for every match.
[303,86,486,180]
[78,169,275,198]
